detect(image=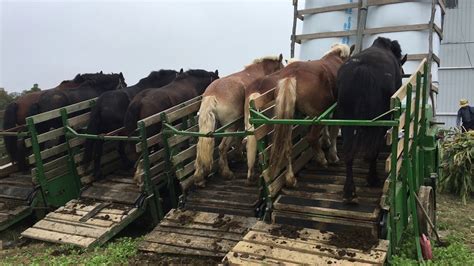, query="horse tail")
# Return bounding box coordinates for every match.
[194,96,218,180]
[124,100,141,135]
[346,65,385,156]
[267,77,297,180]
[3,102,18,162]
[83,103,102,164]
